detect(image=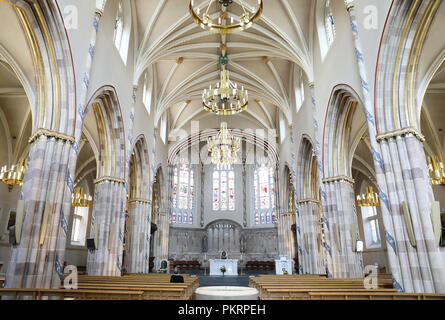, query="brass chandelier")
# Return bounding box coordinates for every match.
[203,68,248,115]
[0,158,27,187]
[189,0,263,34]
[208,122,241,167]
[427,155,445,185]
[71,187,92,207]
[356,186,380,207]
